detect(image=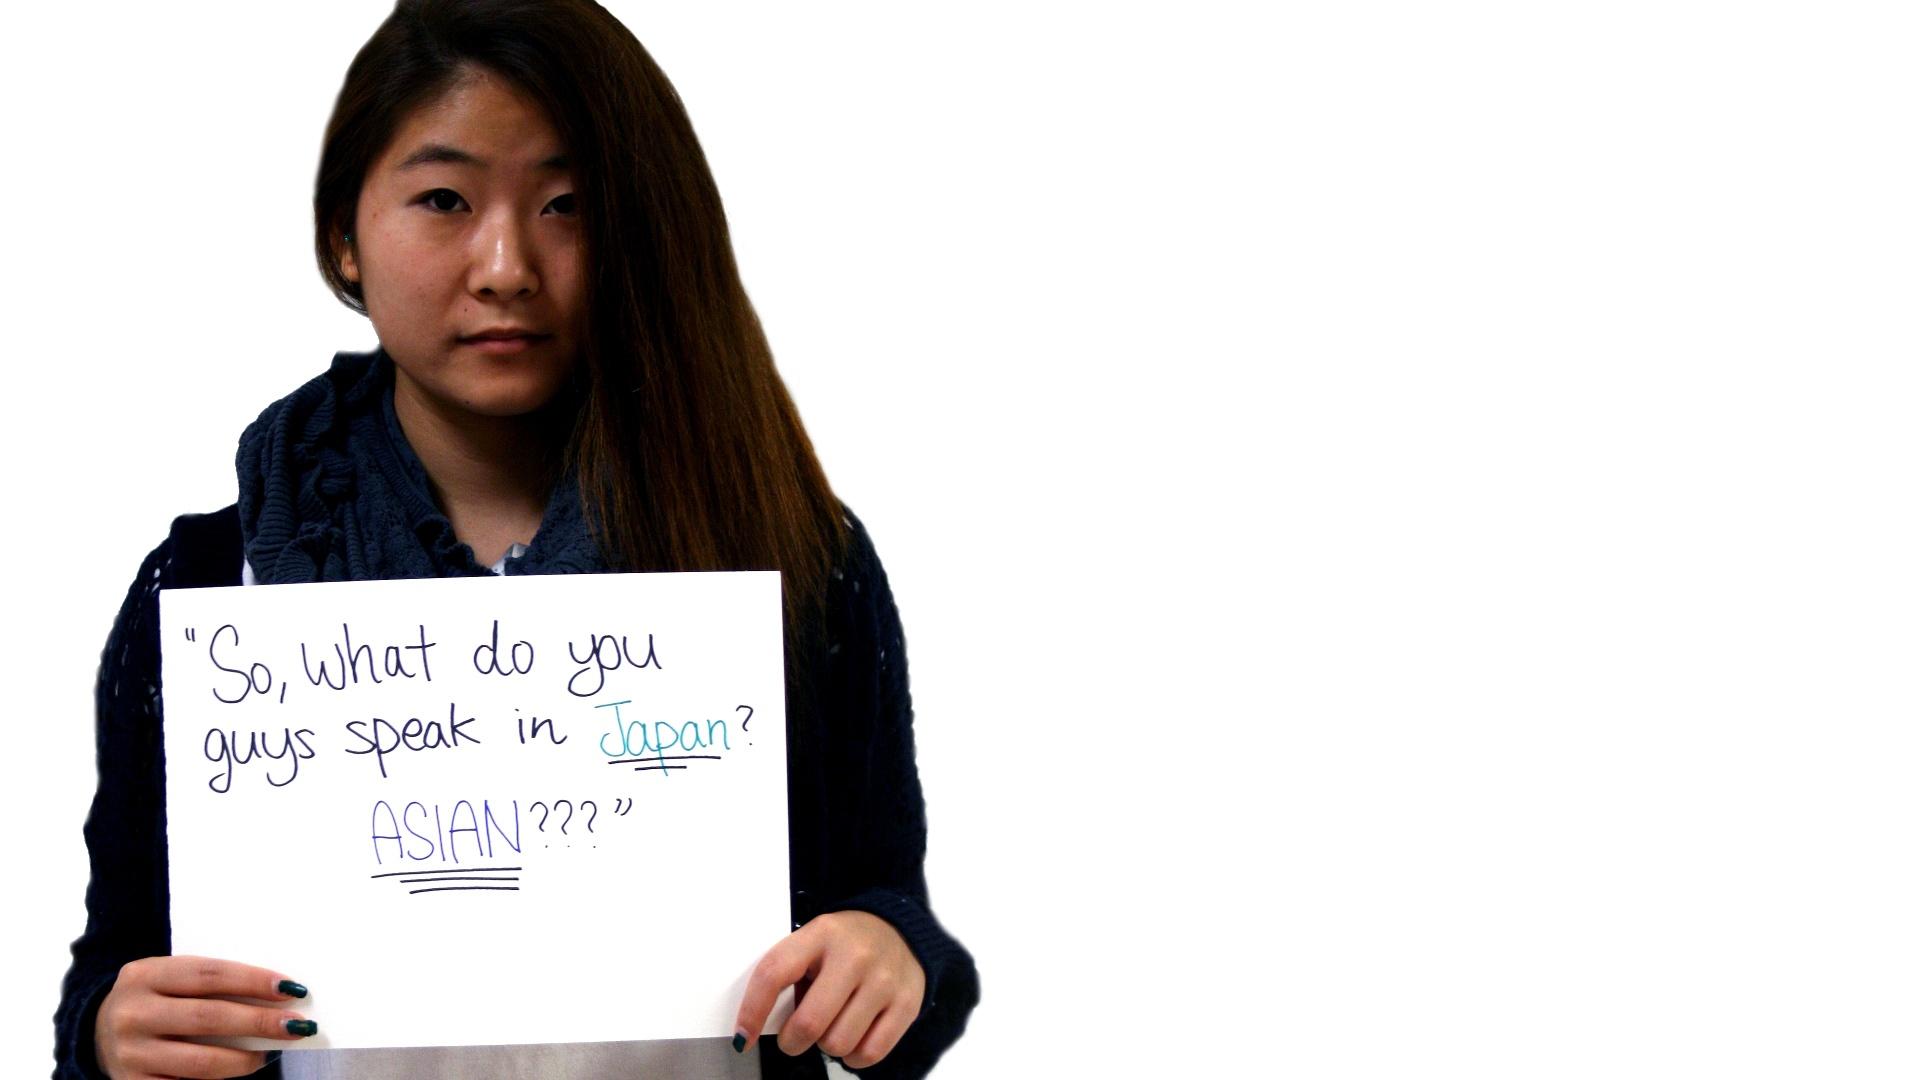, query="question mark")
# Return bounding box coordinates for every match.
[530,801,549,832]
[583,800,598,832]
[556,799,573,835]
[737,704,754,742]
